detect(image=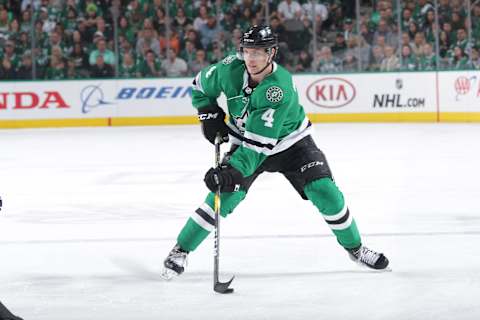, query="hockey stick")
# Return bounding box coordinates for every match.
[213,135,235,294]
